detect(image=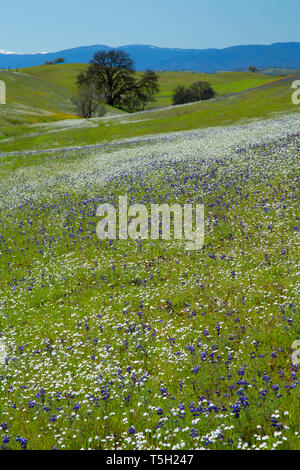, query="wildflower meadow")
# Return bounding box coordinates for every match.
[0,114,299,450]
